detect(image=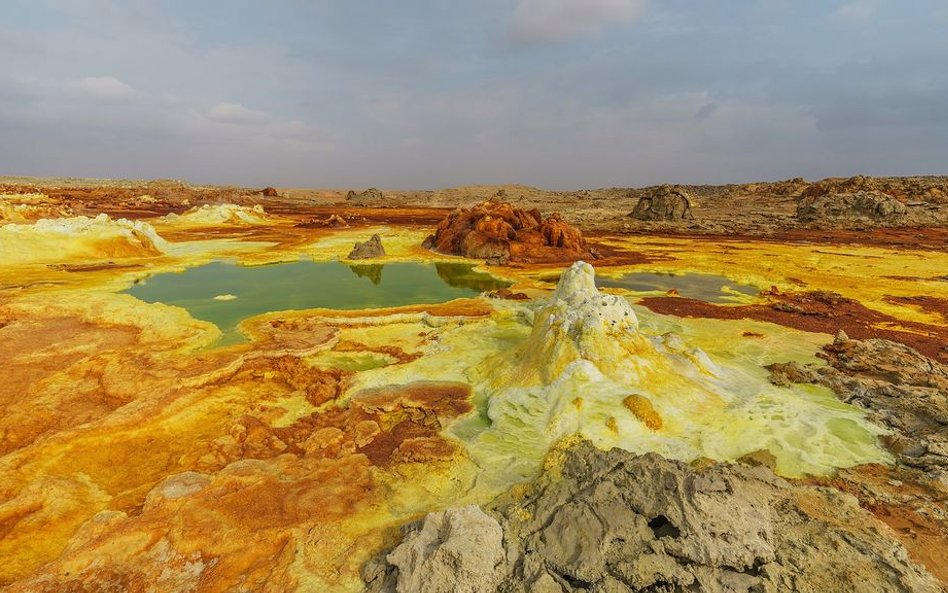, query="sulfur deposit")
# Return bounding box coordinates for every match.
[0,193,73,222]
[0,213,168,263]
[161,203,269,226]
[452,262,888,487]
[1,177,946,592]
